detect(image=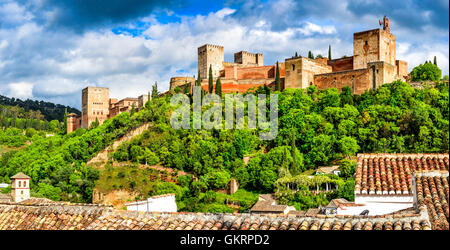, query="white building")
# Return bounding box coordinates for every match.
[125,193,177,213]
[10,172,30,203]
